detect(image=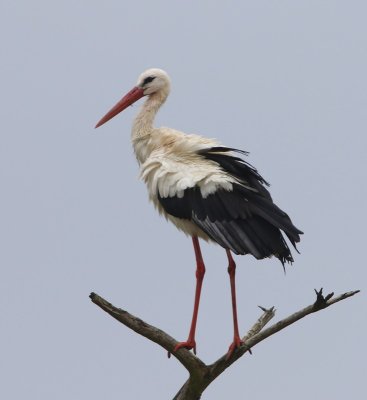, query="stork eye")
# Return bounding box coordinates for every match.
[143,76,155,85]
